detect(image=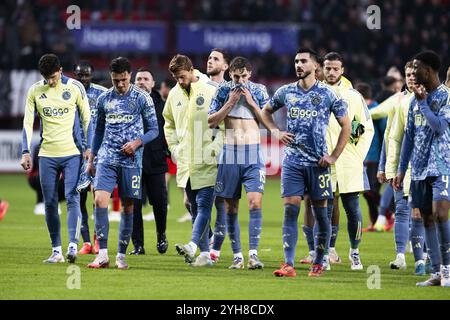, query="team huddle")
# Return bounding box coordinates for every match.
[20,48,449,287]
